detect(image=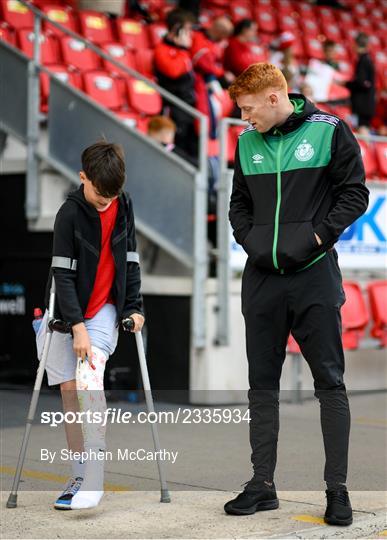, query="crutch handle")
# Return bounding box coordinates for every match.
[122,317,135,332]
